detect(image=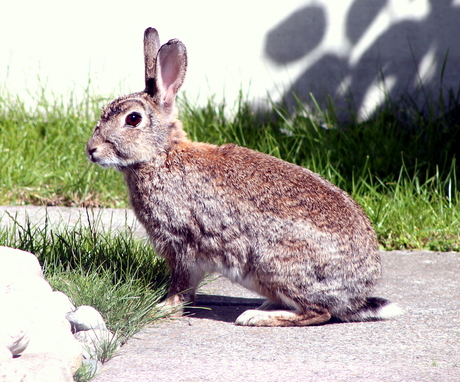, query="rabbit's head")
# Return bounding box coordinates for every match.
[86,28,188,170]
